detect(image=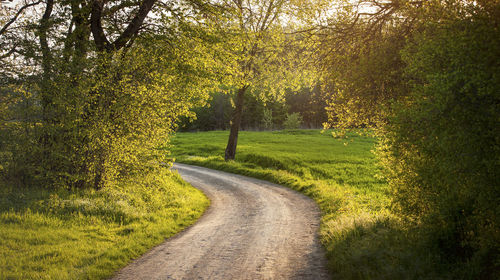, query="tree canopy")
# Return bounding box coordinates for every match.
[0,0,223,188]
